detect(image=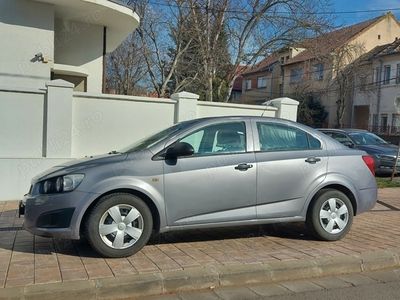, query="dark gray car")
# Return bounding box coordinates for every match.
[20,117,377,257]
[318,129,400,175]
